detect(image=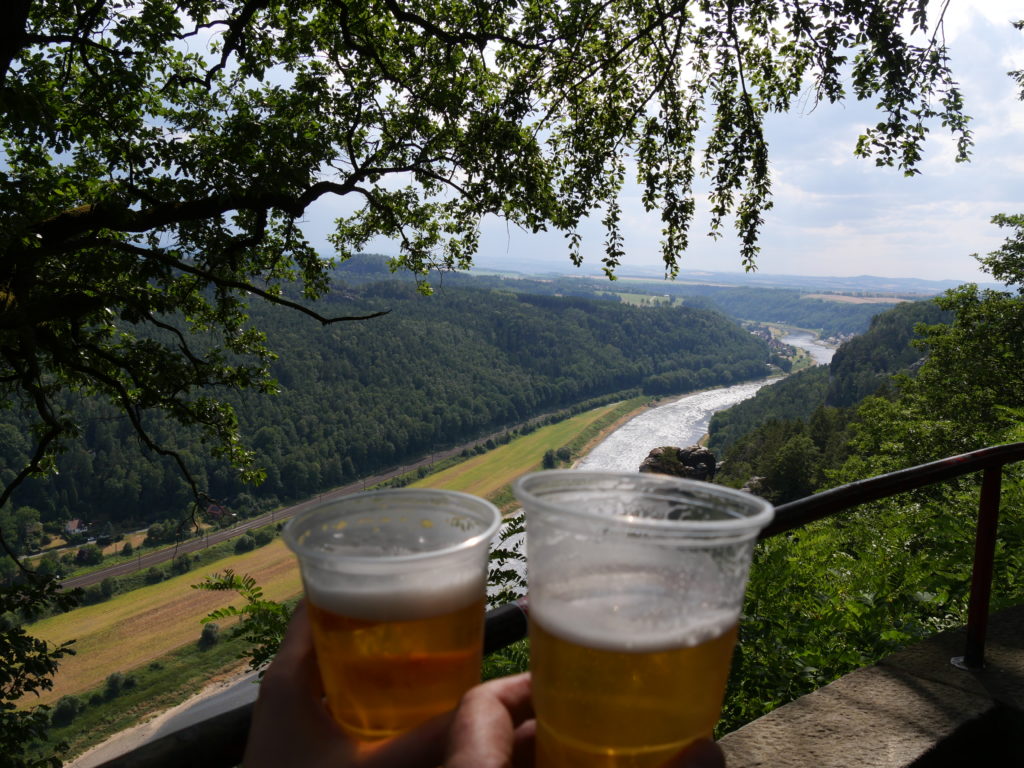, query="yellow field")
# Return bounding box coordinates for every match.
[101,532,147,557]
[29,540,302,705]
[33,531,148,564]
[411,403,621,498]
[28,398,637,705]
